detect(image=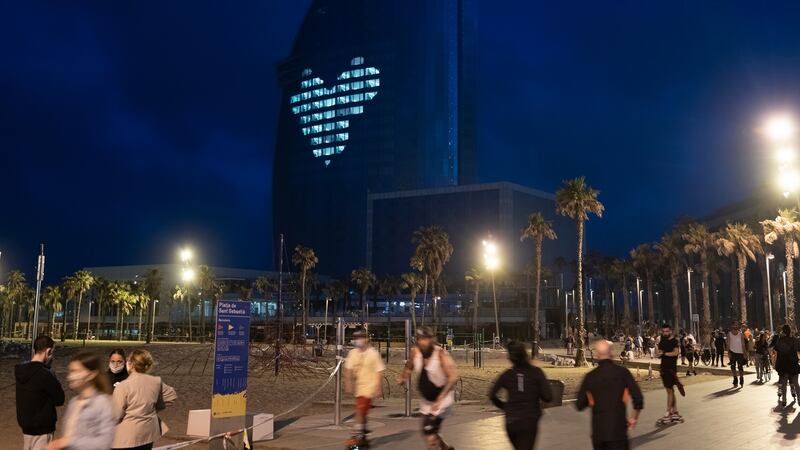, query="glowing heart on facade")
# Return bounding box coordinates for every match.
[289,57,381,166]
